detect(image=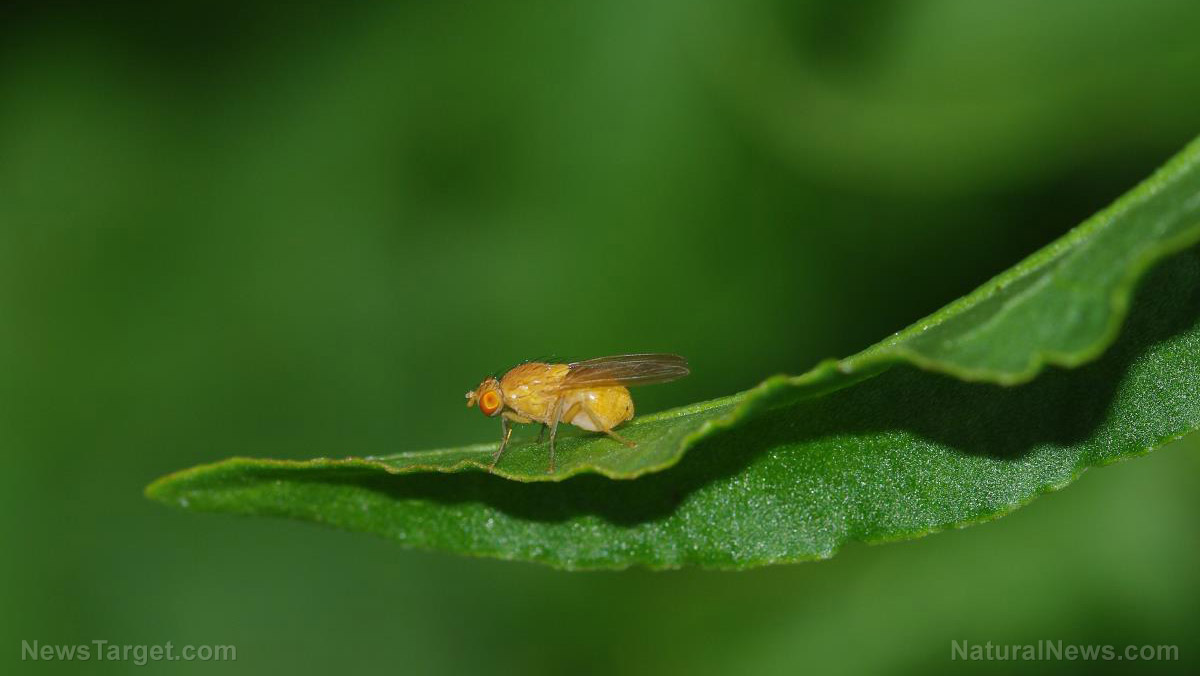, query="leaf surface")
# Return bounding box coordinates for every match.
[147,136,1200,569]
